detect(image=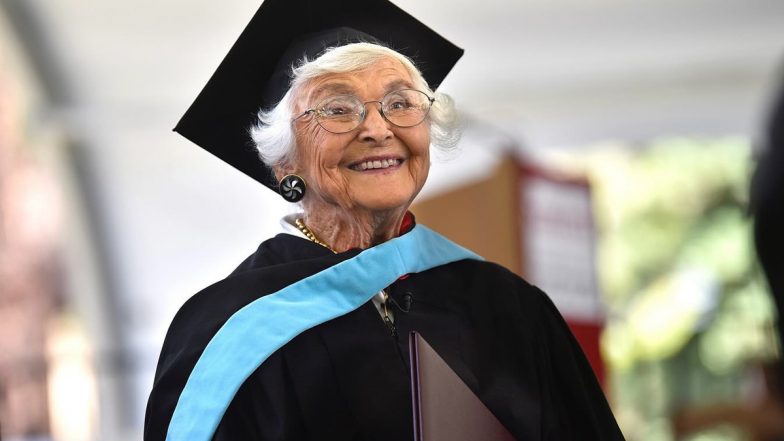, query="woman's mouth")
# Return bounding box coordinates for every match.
[349,158,403,171]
